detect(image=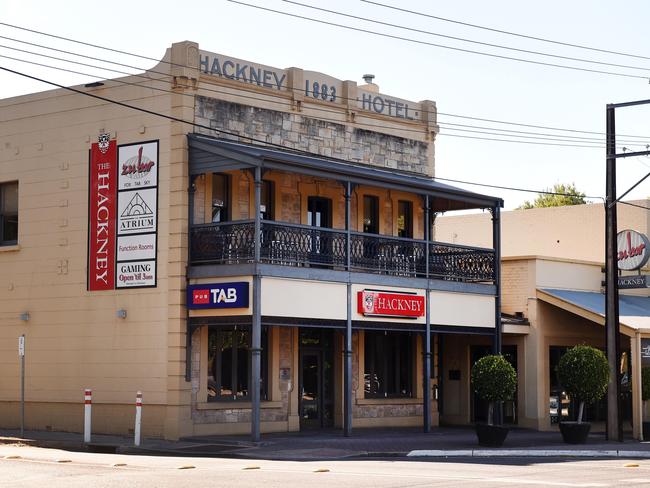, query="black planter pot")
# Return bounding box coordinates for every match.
[475,423,509,447]
[559,421,591,444]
